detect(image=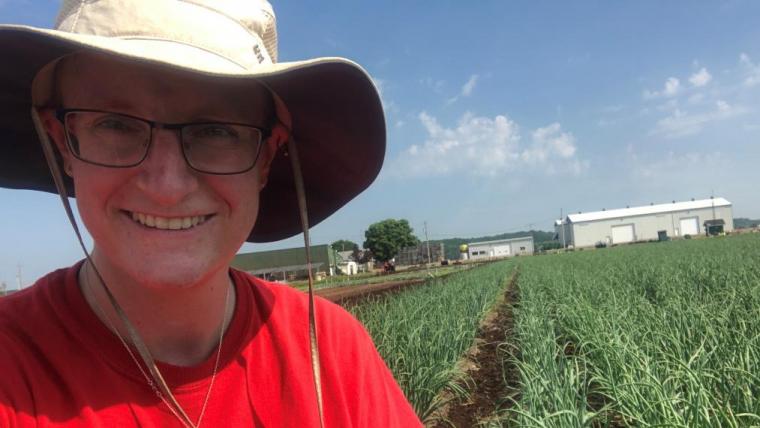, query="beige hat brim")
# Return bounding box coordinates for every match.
[0,25,386,242]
